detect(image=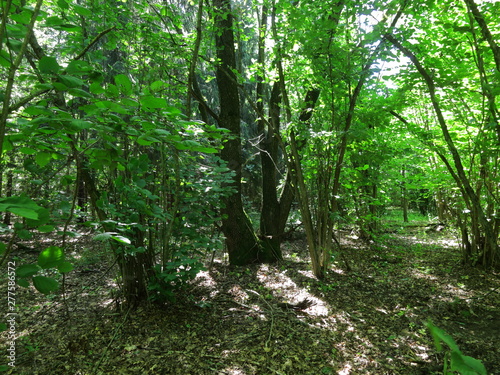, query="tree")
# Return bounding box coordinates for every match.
[384,0,498,266]
[212,0,261,265]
